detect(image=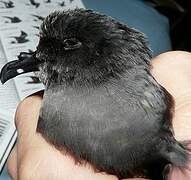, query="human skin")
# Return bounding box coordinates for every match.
[7,51,191,180]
